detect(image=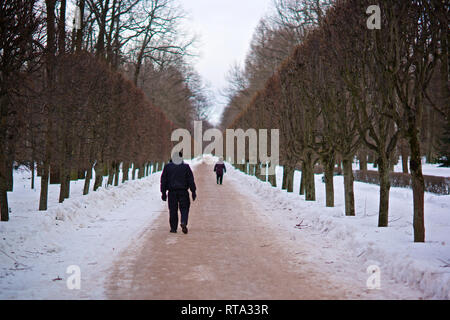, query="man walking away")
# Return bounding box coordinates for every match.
[160,152,196,234]
[214,157,226,185]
